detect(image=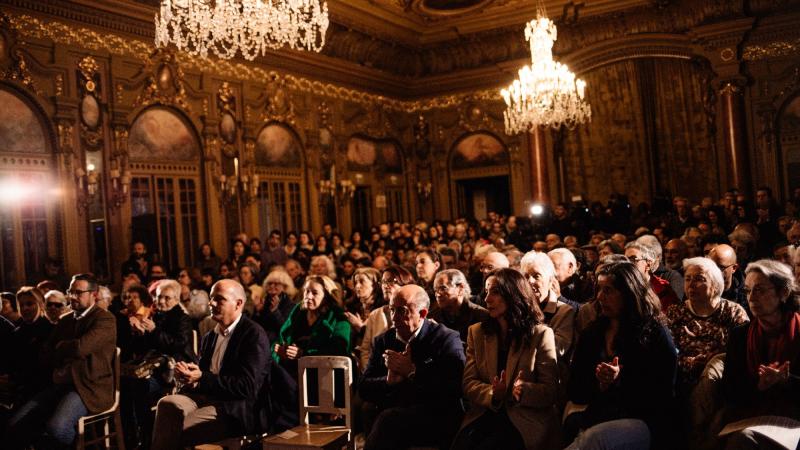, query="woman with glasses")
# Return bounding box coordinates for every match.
[452,268,558,450]
[9,287,52,402]
[359,265,415,370]
[721,259,800,450]
[665,257,748,449]
[565,261,677,450]
[44,290,70,324]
